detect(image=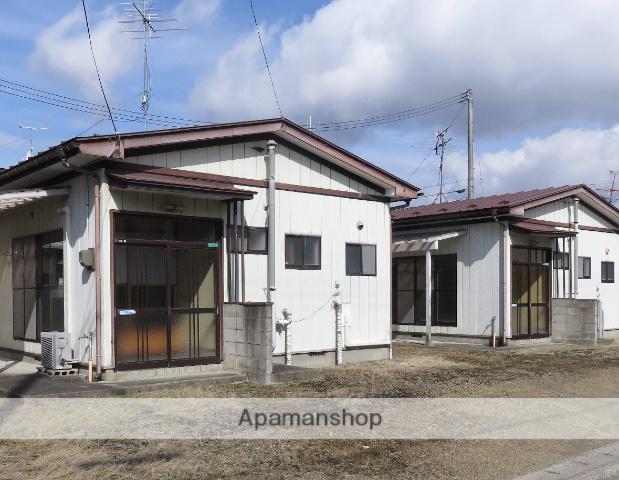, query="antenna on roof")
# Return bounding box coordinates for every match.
[18,124,48,159]
[432,127,451,204]
[118,1,187,130]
